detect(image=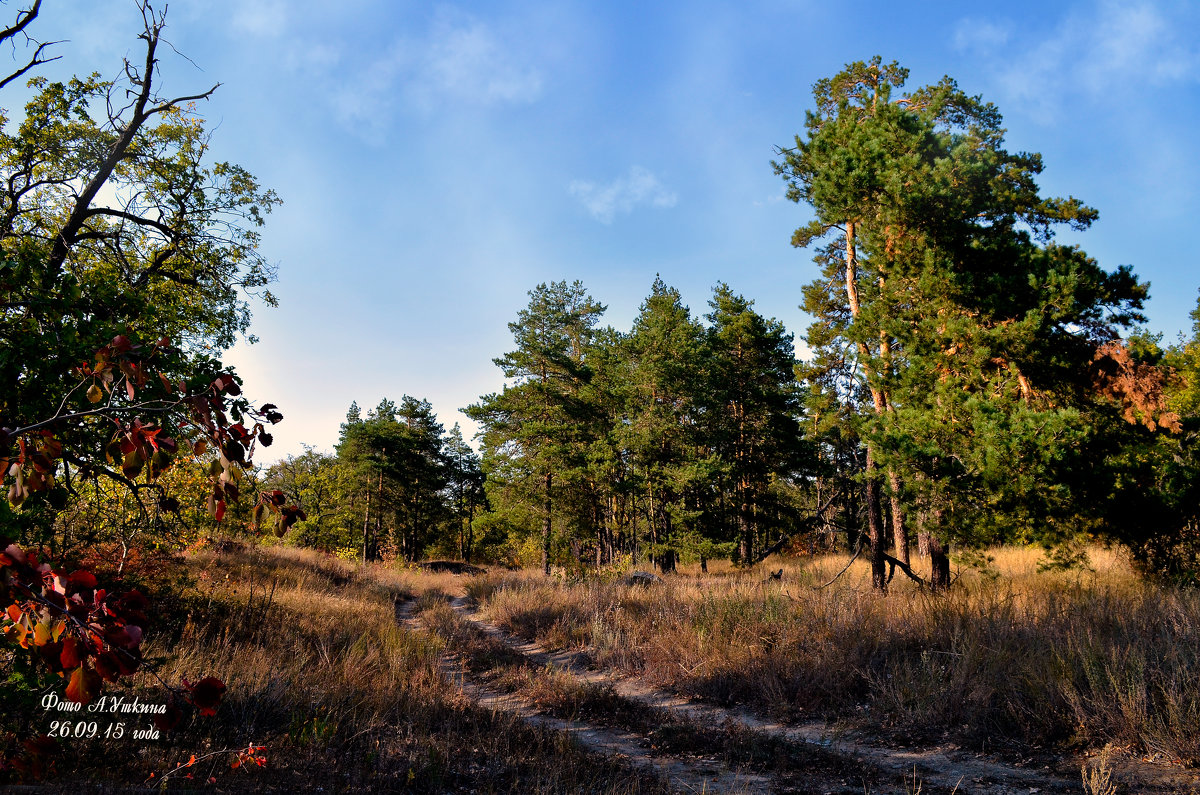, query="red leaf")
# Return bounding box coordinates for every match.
[115,649,141,676]
[189,677,226,716]
[3,544,27,565]
[60,636,85,669]
[211,375,241,396]
[104,625,142,649]
[38,640,64,671]
[153,700,183,732]
[114,590,149,613]
[95,651,121,682]
[214,500,226,522]
[68,570,98,589]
